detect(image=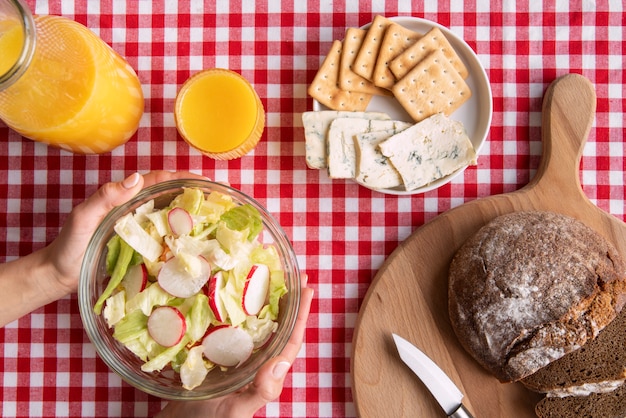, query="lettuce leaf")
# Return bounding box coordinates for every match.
[220,204,262,241]
[95,239,135,315]
[114,212,163,262]
[103,290,126,328]
[140,335,191,373]
[221,270,247,326]
[267,270,288,320]
[251,244,282,272]
[180,345,211,390]
[200,191,235,223]
[171,187,204,215]
[111,309,164,362]
[185,293,213,342]
[146,209,169,237]
[126,282,176,317]
[105,235,121,276]
[243,315,278,347]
